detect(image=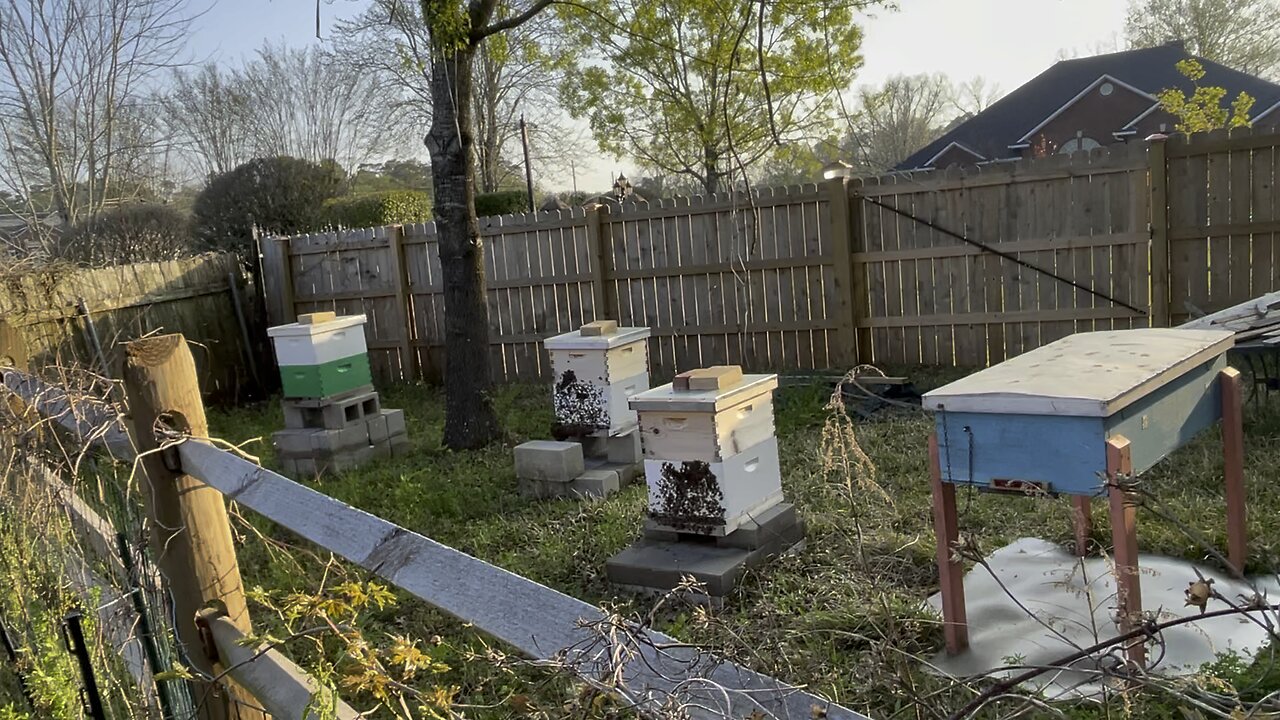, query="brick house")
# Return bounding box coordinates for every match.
[897,42,1280,171]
